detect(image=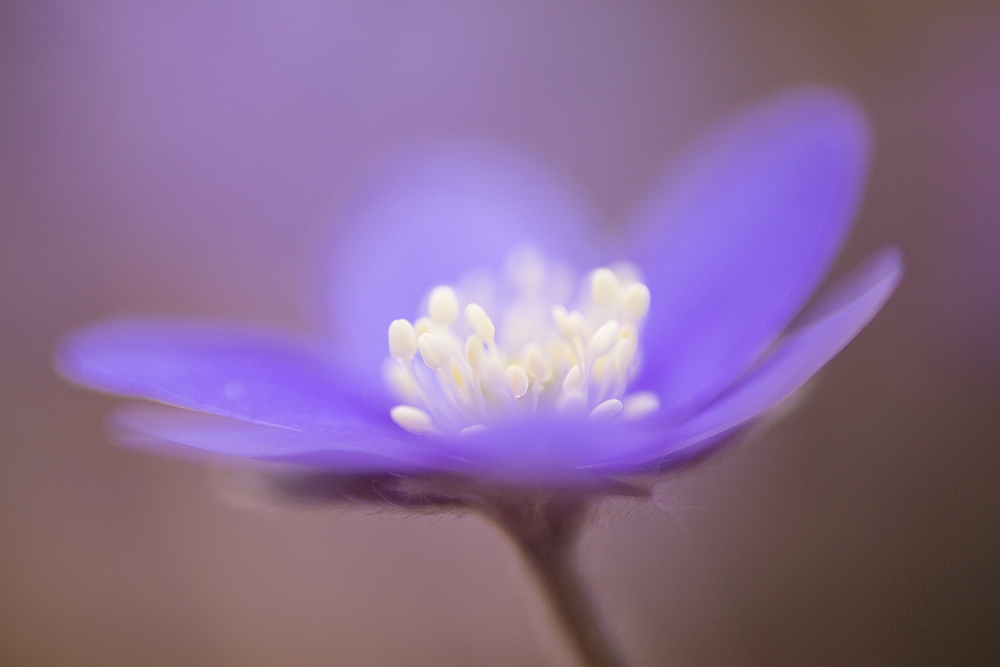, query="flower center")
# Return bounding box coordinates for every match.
[384,247,660,435]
